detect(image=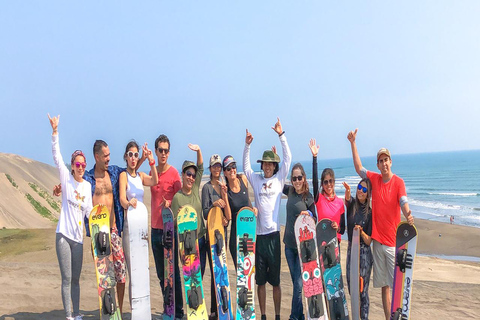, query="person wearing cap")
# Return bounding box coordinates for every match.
[171,143,208,276]
[243,117,292,320]
[149,134,185,320]
[48,114,93,320]
[201,154,232,320]
[222,155,255,268]
[347,128,414,320]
